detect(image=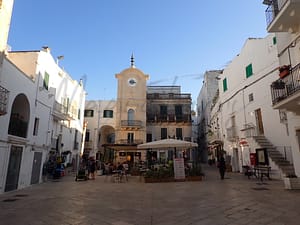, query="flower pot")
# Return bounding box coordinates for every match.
[279,65,290,79]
